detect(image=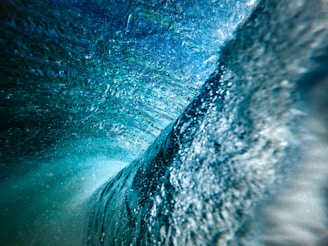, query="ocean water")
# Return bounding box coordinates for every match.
[1,0,328,245]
